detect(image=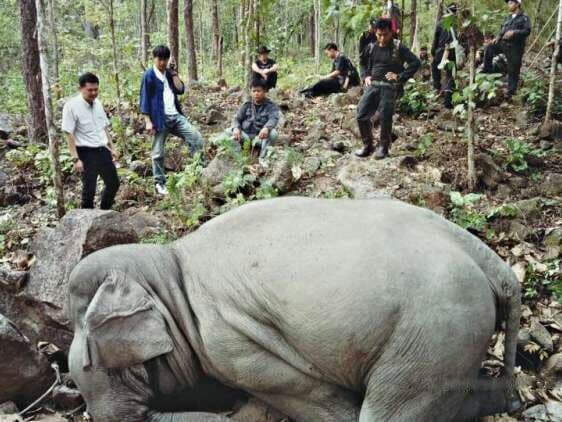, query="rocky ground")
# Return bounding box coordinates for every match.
[0,73,561,421]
